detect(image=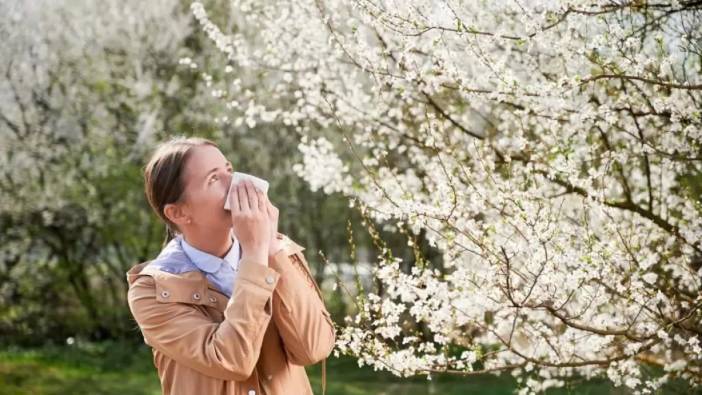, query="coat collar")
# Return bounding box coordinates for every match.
[125,232,305,309]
